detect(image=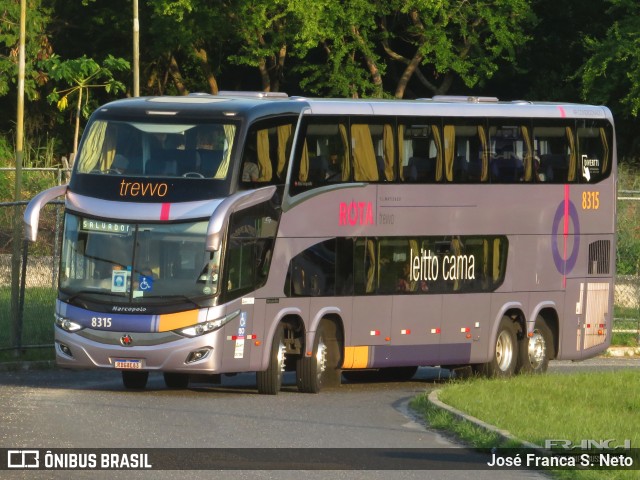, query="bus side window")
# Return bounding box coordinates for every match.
[286,240,336,297]
[242,118,296,188]
[291,119,347,193]
[577,121,612,183]
[351,123,395,182]
[399,122,441,183]
[533,123,577,183]
[446,124,490,183]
